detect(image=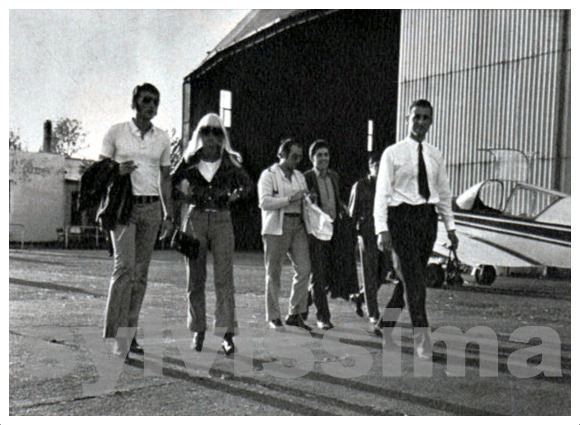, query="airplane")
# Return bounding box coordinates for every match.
[429,148,571,287]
